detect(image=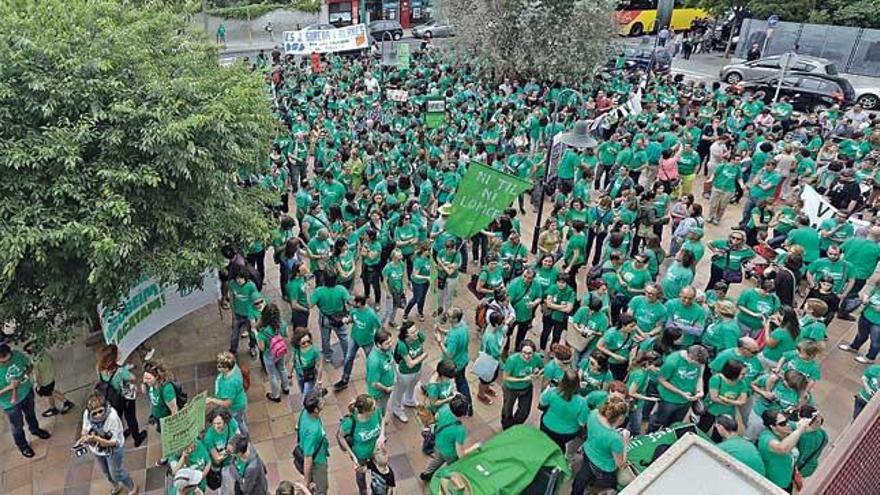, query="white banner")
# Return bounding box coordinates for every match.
[800,185,869,228]
[100,273,220,361]
[387,89,409,102]
[283,24,369,56]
